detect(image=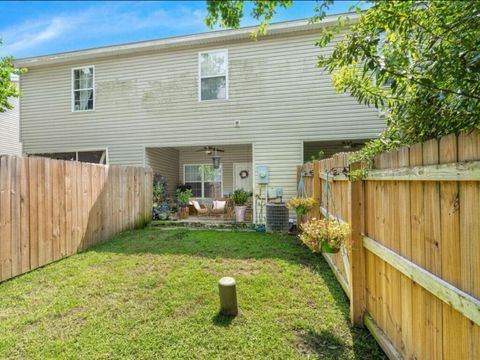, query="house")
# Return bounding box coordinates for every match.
[0,76,22,155]
[14,13,385,219]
